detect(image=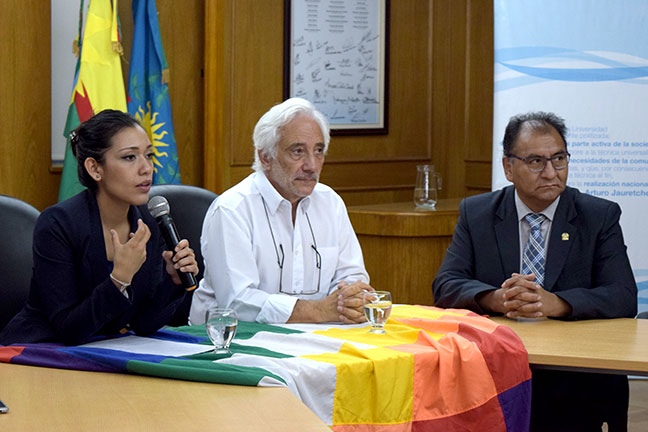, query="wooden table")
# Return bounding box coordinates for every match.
[347,199,461,306]
[0,363,330,432]
[491,317,648,375]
